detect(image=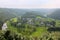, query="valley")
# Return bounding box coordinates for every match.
[0,8,60,40]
